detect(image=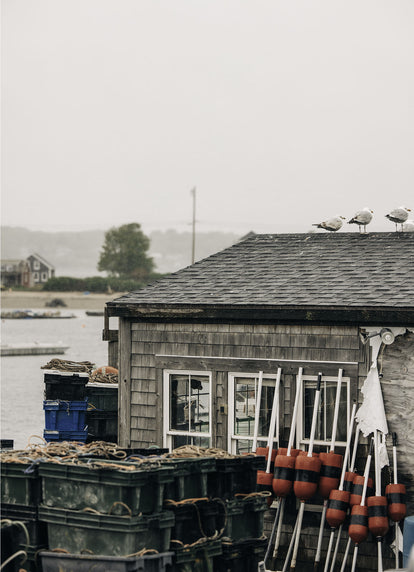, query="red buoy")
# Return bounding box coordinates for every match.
[276,447,300,457]
[272,454,296,497]
[318,452,343,499]
[293,454,322,500]
[348,504,369,544]
[367,496,389,537]
[326,489,350,528]
[343,471,356,493]
[257,469,274,493]
[386,482,407,522]
[350,475,373,506]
